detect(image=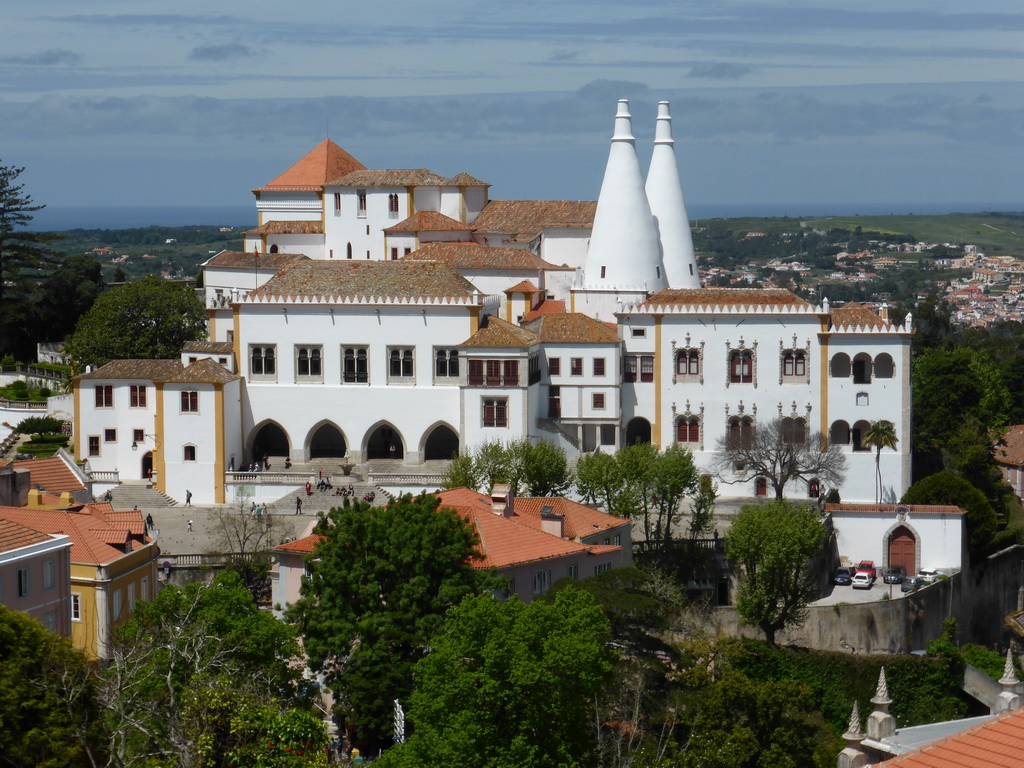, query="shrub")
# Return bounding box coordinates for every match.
[14,417,64,435]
